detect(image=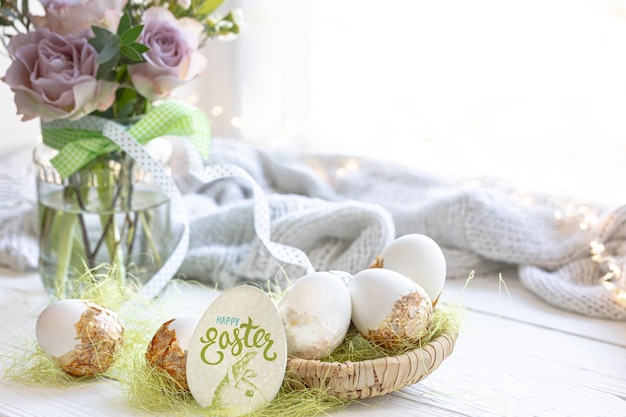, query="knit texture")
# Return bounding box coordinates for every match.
[0,149,38,271]
[2,138,625,320]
